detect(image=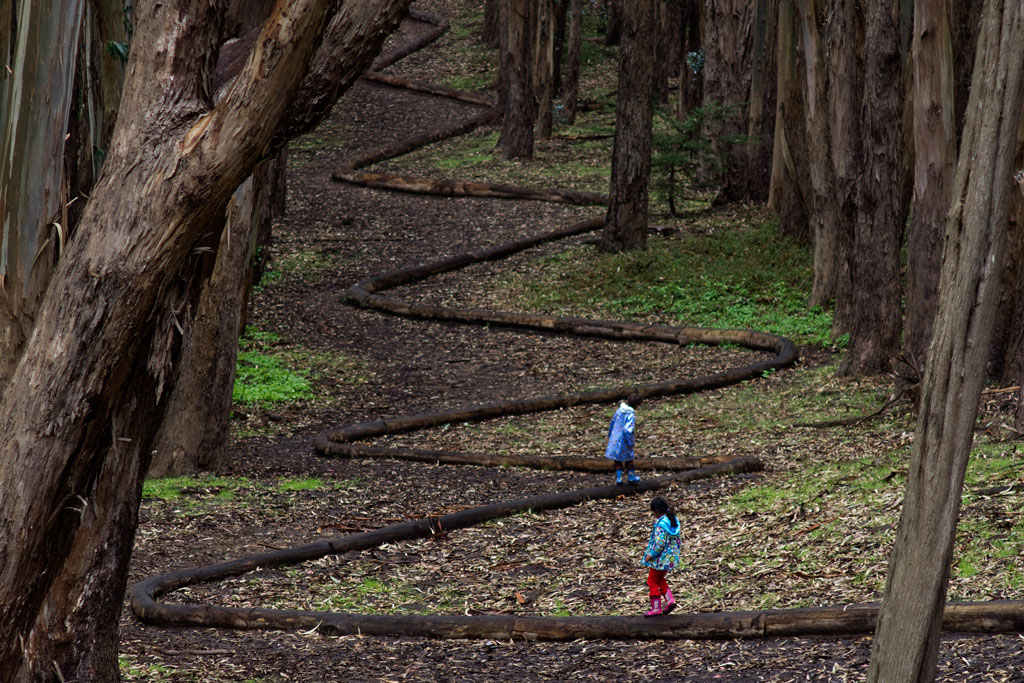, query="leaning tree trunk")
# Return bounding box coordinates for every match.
[867,2,1024,679]
[500,0,535,158]
[0,0,411,678]
[149,176,261,478]
[838,1,905,376]
[901,0,956,385]
[0,0,84,395]
[150,0,409,478]
[598,0,655,252]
